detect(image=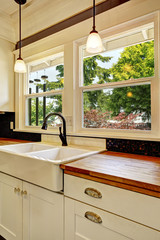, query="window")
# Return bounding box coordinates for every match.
[17,13,159,139]
[25,52,64,128]
[79,23,154,131]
